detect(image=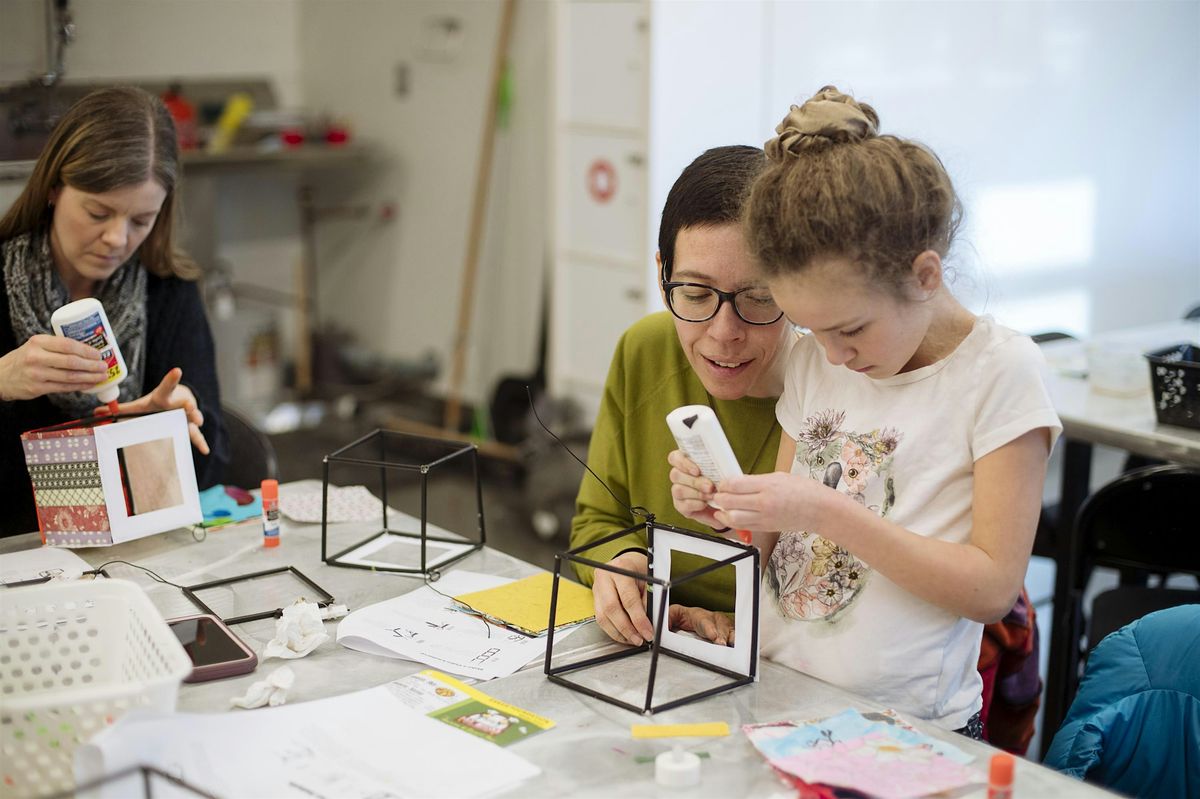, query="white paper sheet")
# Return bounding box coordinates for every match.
[334,529,476,571]
[76,684,540,799]
[0,546,92,586]
[336,570,582,681]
